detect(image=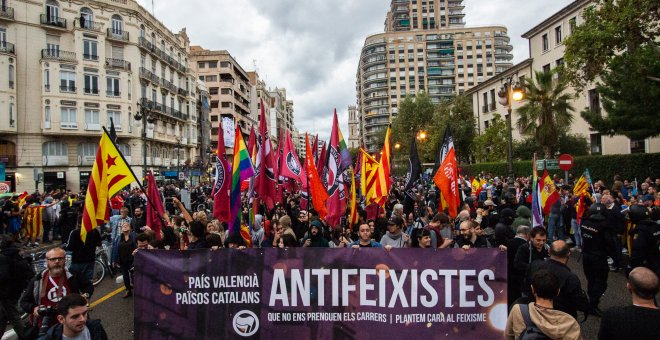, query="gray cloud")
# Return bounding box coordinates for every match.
[140,0,573,142]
